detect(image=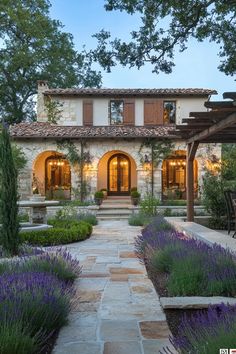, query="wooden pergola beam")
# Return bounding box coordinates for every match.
[205,101,235,109]
[223,92,236,100]
[187,112,236,143]
[187,141,199,222]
